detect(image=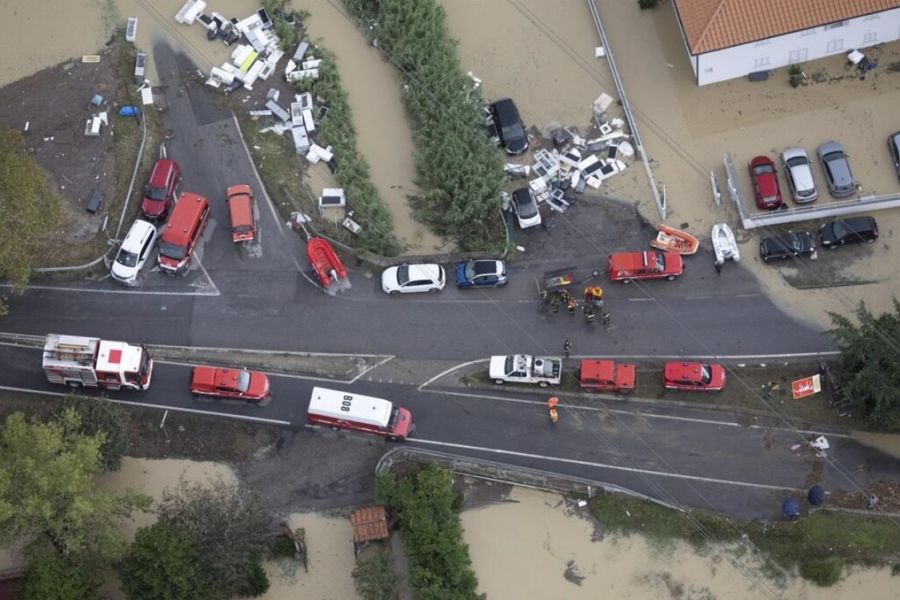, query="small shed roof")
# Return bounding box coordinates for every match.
[673,0,900,54]
[351,505,389,544]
